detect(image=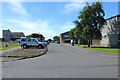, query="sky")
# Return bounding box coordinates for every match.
[1,2,119,39]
